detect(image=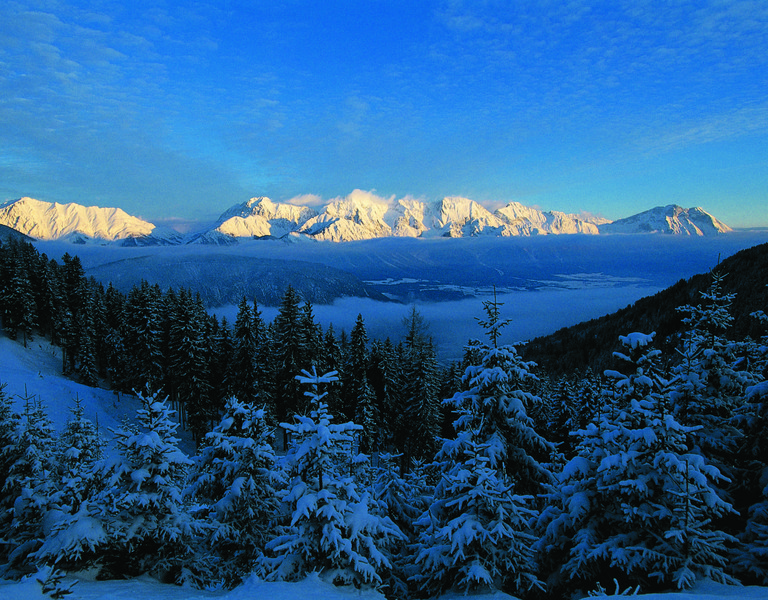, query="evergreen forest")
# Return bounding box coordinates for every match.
[1,236,767,599]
